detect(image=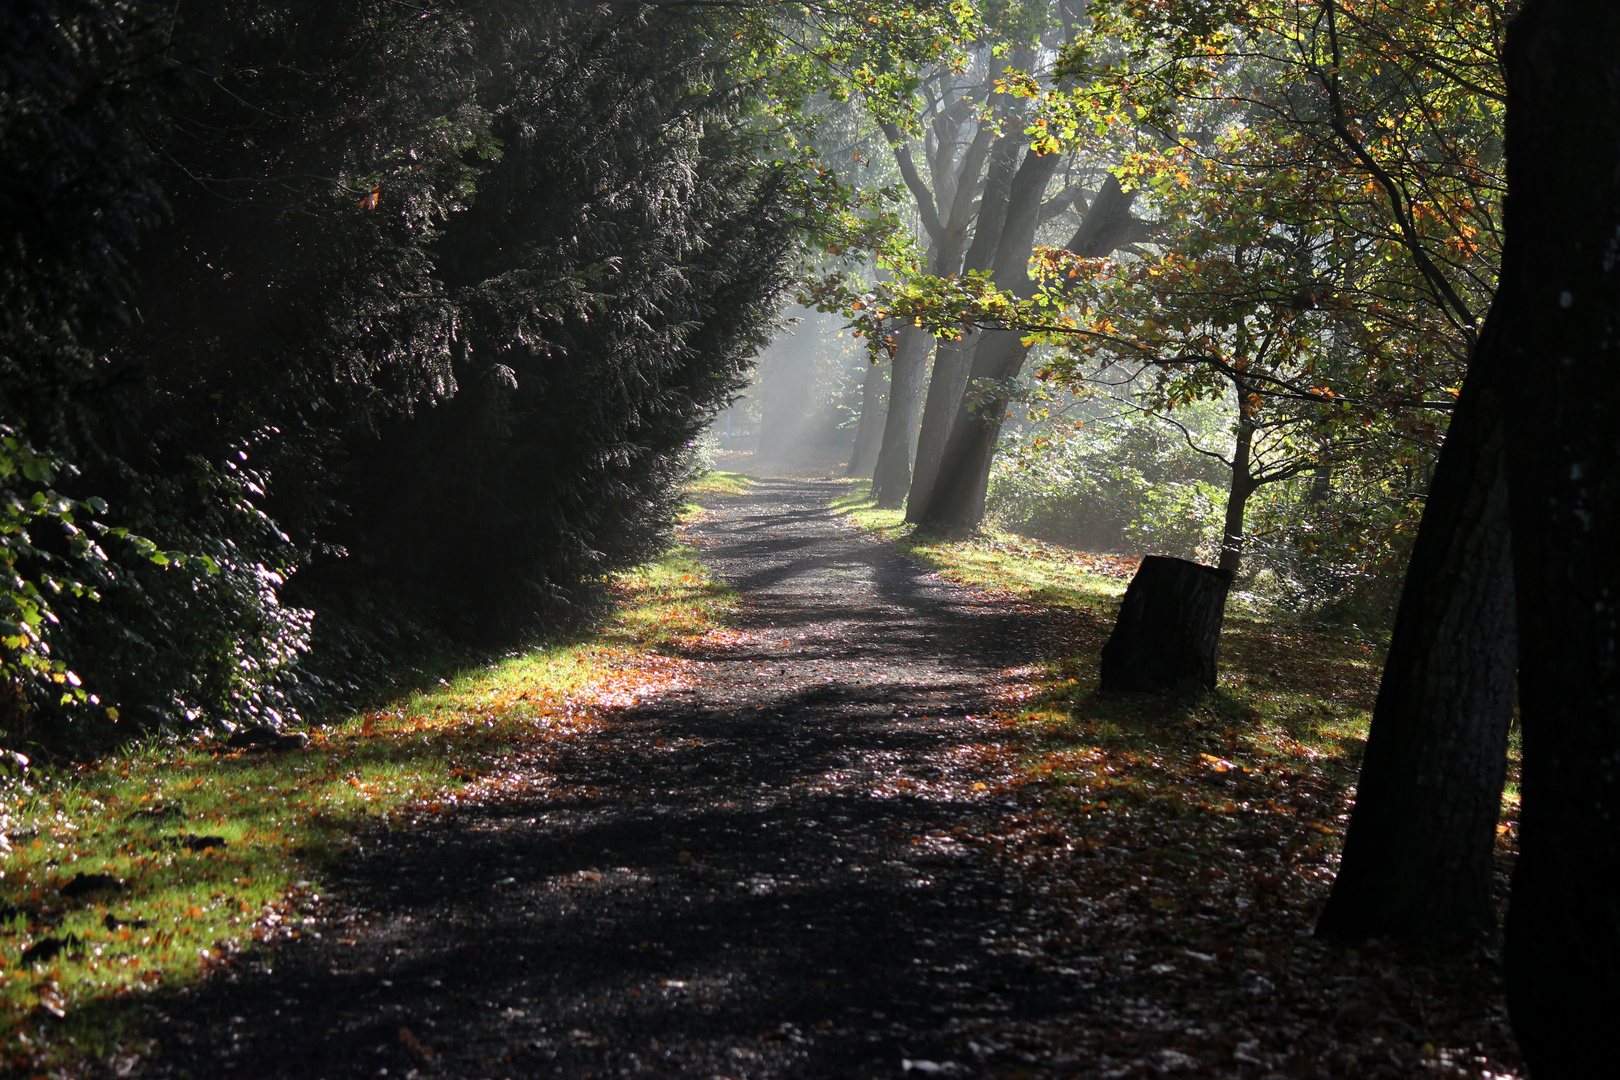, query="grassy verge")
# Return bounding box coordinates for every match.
[828,478,1448,869]
[0,503,740,1073]
[683,470,755,502]
[826,481,1520,818]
